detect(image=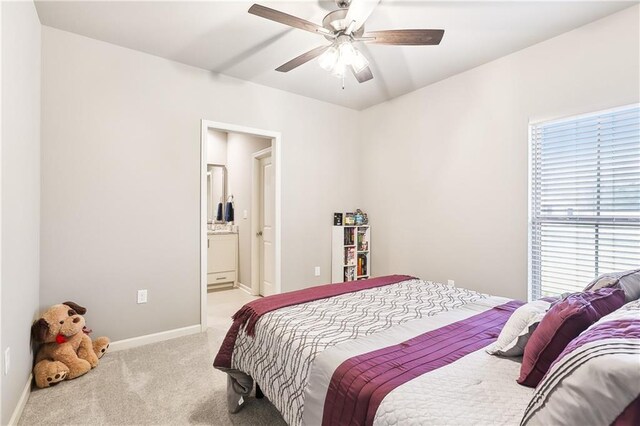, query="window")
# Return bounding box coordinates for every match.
[529,104,640,300]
